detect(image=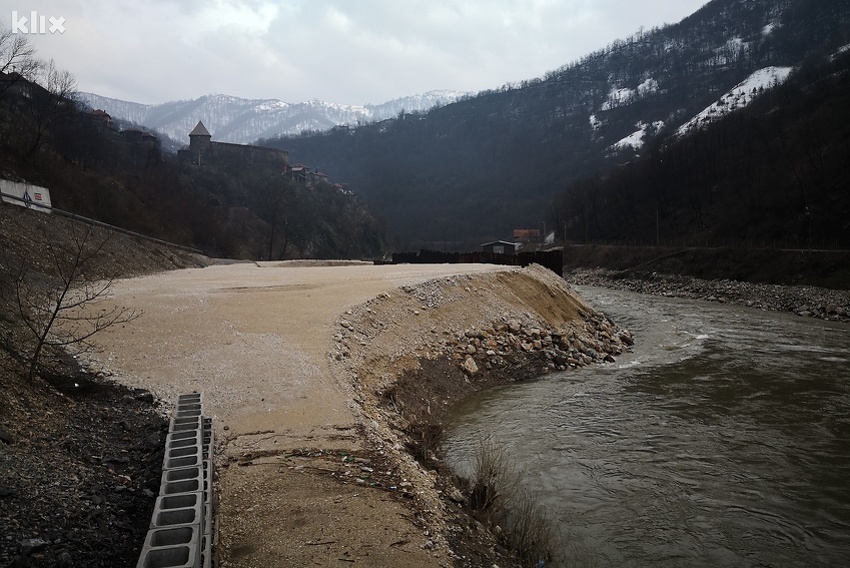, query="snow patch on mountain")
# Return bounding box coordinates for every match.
[610,120,665,151]
[638,78,659,96]
[600,77,659,111]
[676,66,793,136]
[589,114,602,131]
[601,86,635,111]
